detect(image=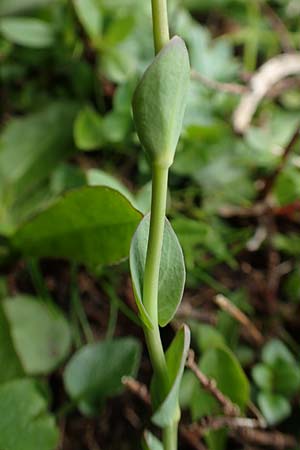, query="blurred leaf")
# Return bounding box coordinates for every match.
[142,431,163,450]
[86,168,135,206]
[74,105,104,151]
[195,324,225,353]
[0,0,52,16]
[252,363,273,391]
[272,359,300,397]
[13,186,142,266]
[262,339,295,365]
[151,325,190,427]
[0,102,78,234]
[274,167,300,205]
[0,379,58,450]
[191,346,250,420]
[130,214,186,328]
[3,295,71,375]
[273,233,300,257]
[0,302,24,384]
[103,15,135,46]
[73,0,102,41]
[258,392,291,425]
[64,337,141,415]
[0,18,55,48]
